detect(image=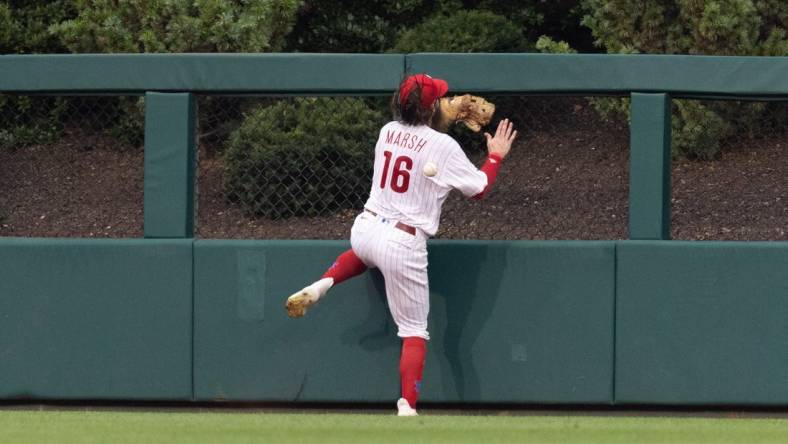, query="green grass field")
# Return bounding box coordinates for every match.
[3,409,788,444]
